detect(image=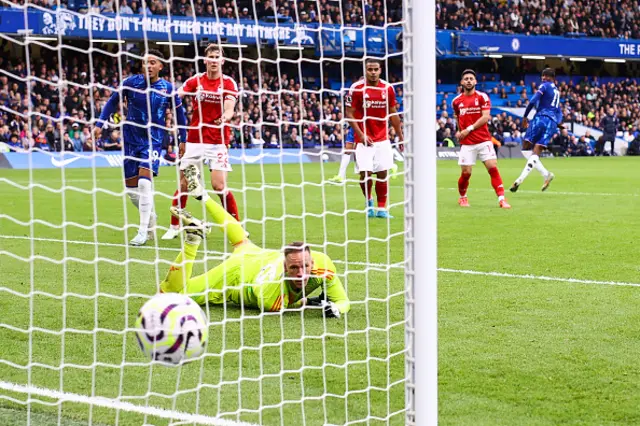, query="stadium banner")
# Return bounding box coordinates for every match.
[455,31,640,59]
[0,9,400,55]
[0,148,327,170]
